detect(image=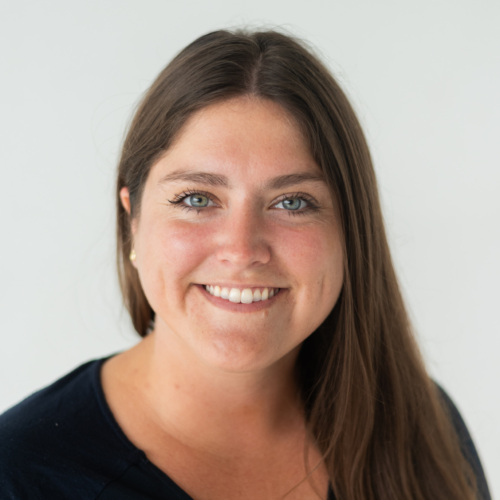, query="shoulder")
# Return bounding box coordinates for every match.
[435,384,491,500]
[0,359,140,498]
[0,360,99,457]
